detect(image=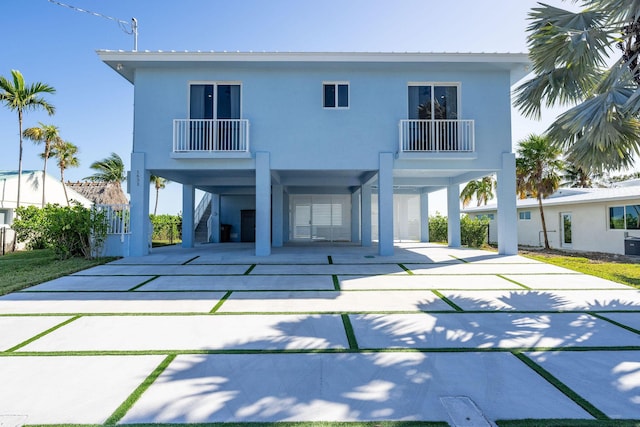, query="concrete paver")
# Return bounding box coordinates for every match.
[338,274,523,290]
[22,275,154,292]
[250,263,406,275]
[137,275,335,291]
[599,313,640,332]
[501,274,633,290]
[406,263,576,275]
[0,316,72,351]
[73,264,251,276]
